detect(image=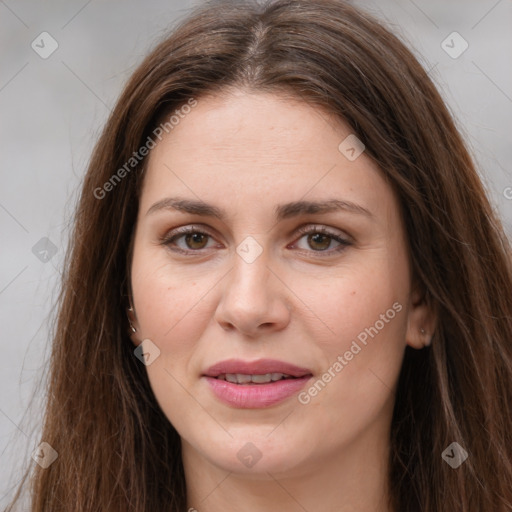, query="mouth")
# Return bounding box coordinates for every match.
[202,359,313,408]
